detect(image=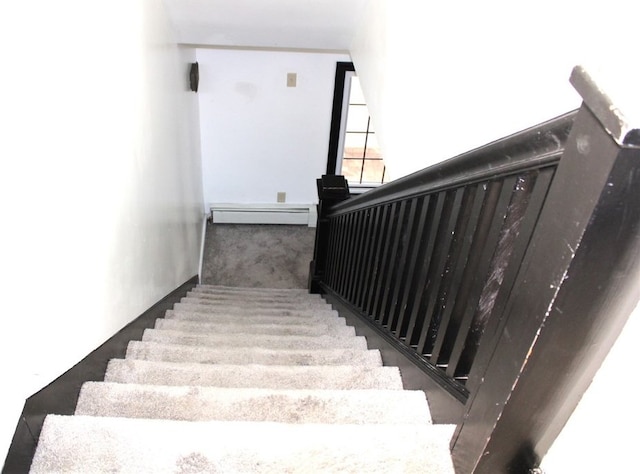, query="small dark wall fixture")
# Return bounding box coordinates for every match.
[189,62,199,92]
